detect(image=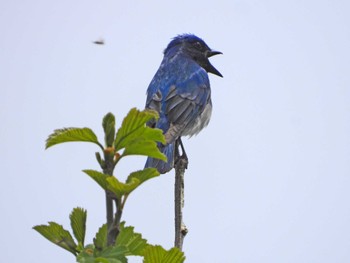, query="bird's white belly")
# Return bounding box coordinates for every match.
[182,103,212,137]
